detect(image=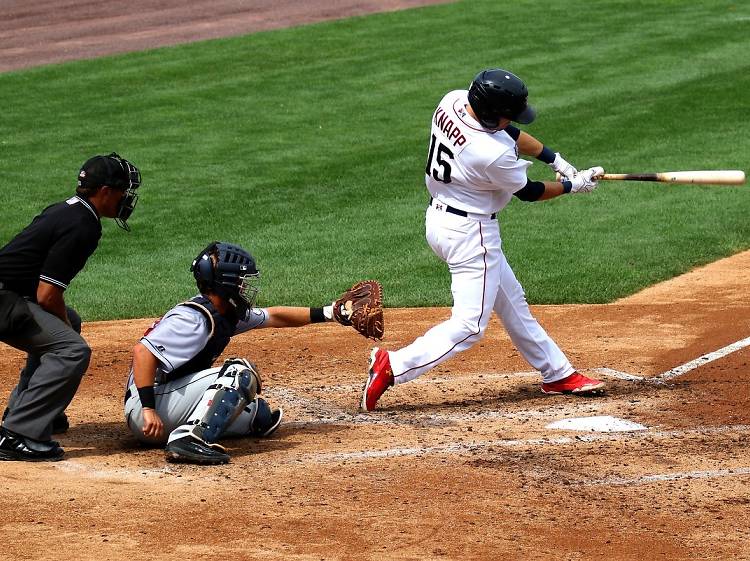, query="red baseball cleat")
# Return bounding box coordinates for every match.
[361,347,394,411]
[541,371,605,395]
